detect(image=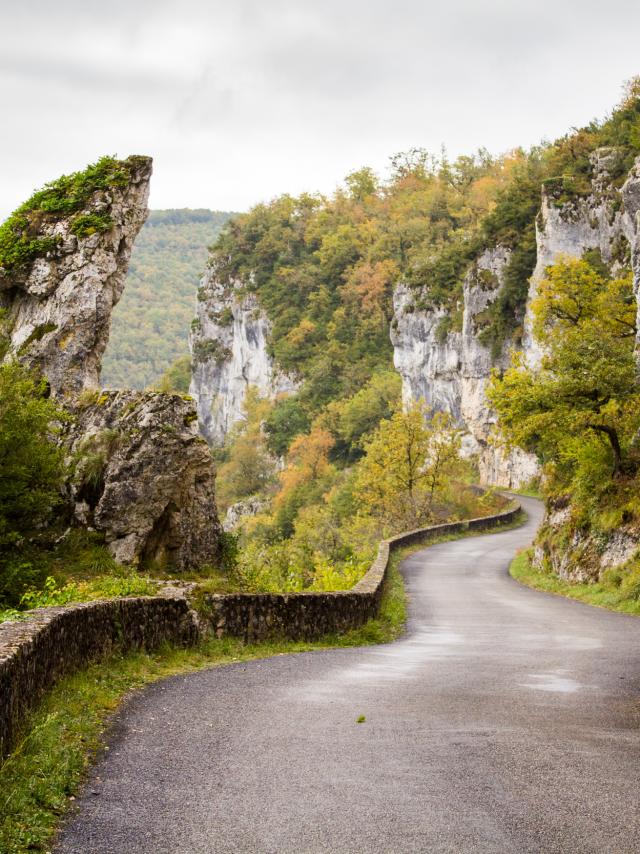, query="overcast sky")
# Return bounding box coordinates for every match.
[2,0,639,218]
